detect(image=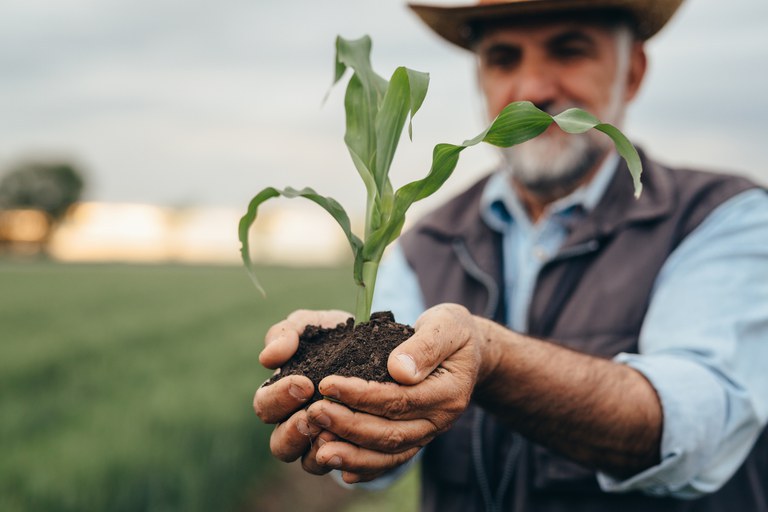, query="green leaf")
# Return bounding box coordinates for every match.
[595,124,643,198]
[551,108,601,133]
[347,145,382,237]
[238,187,280,295]
[479,101,554,147]
[374,67,411,194]
[333,36,388,98]
[239,186,364,294]
[374,66,430,194]
[344,73,378,179]
[553,108,643,197]
[405,68,429,141]
[334,36,388,182]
